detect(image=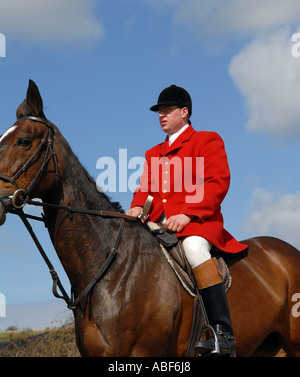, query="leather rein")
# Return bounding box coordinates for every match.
[0,116,138,310]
